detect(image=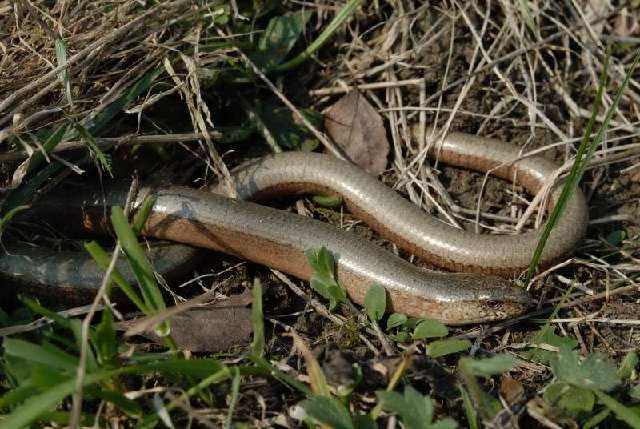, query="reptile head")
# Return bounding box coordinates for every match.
[445,273,534,324]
